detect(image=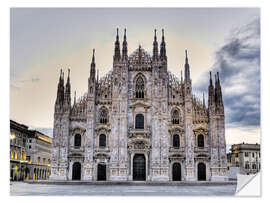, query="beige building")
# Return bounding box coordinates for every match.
[10,120,52,181]
[27,130,52,180]
[10,120,29,181]
[227,143,260,175]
